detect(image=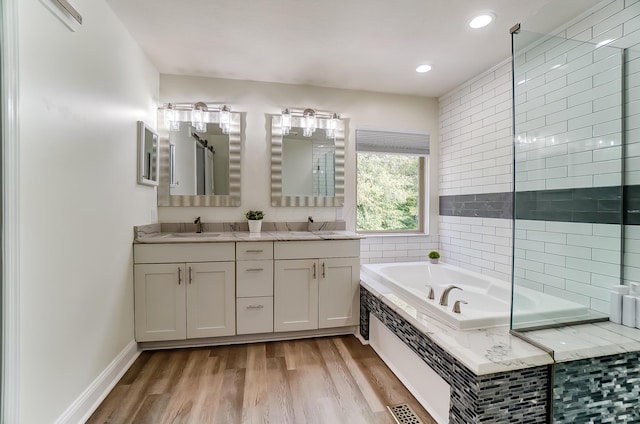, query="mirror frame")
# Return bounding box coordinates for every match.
[270,114,345,207]
[137,121,159,187]
[158,111,242,206]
